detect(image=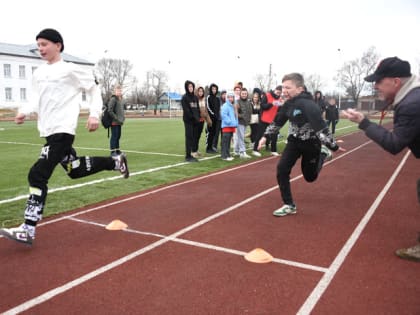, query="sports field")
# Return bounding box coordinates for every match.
[0,119,418,315]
